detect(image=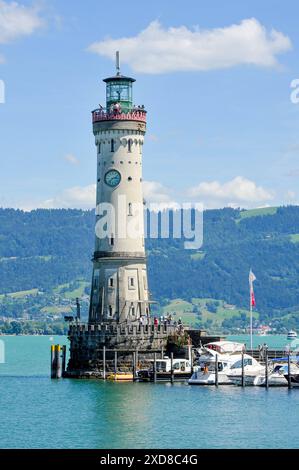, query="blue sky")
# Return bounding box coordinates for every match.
[0,0,299,210]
